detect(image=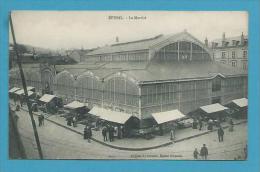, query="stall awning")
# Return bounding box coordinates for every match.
[152,109,185,124]
[9,87,20,93]
[89,106,132,124]
[232,98,248,108]
[14,89,25,95]
[64,101,85,109]
[39,94,56,103]
[14,89,34,96]
[200,103,228,113]
[27,86,35,91]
